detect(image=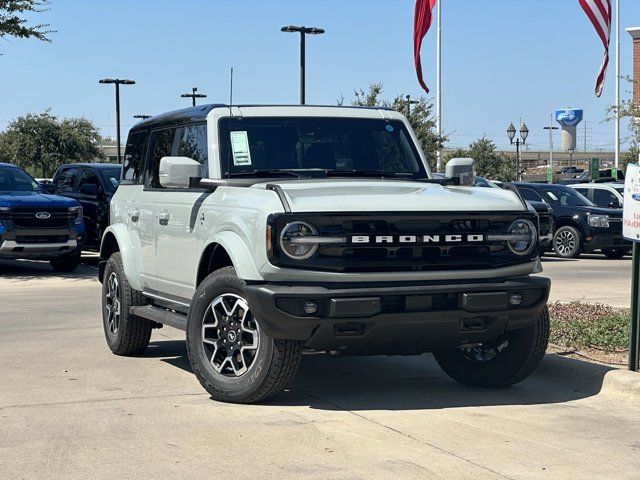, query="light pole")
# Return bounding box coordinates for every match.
[568,146,575,169]
[405,95,419,117]
[99,78,135,164]
[507,122,529,182]
[543,116,559,168]
[281,25,325,104]
[133,114,151,120]
[181,87,207,107]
